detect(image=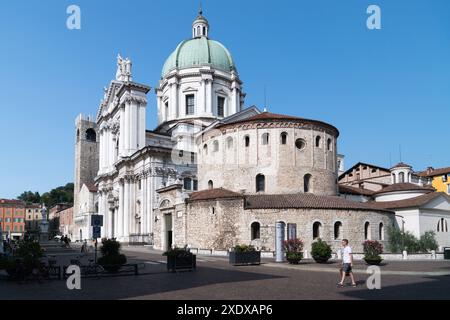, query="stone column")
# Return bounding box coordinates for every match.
[102,192,109,237]
[170,82,179,120]
[118,180,124,239]
[119,107,125,157]
[231,84,238,115]
[123,178,130,241]
[142,174,147,236]
[124,102,130,155]
[129,101,138,153]
[206,80,212,116]
[138,103,146,149]
[201,80,206,114]
[147,173,152,237]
